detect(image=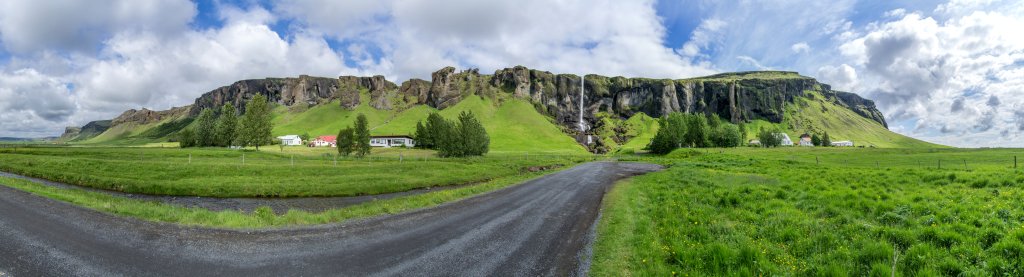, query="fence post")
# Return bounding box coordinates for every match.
[242,153,245,165]
[1015,156,1018,169]
[963,159,968,171]
[876,161,880,169]
[938,159,941,170]
[188,154,192,165]
[816,156,819,165]
[291,155,294,166]
[334,155,337,166]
